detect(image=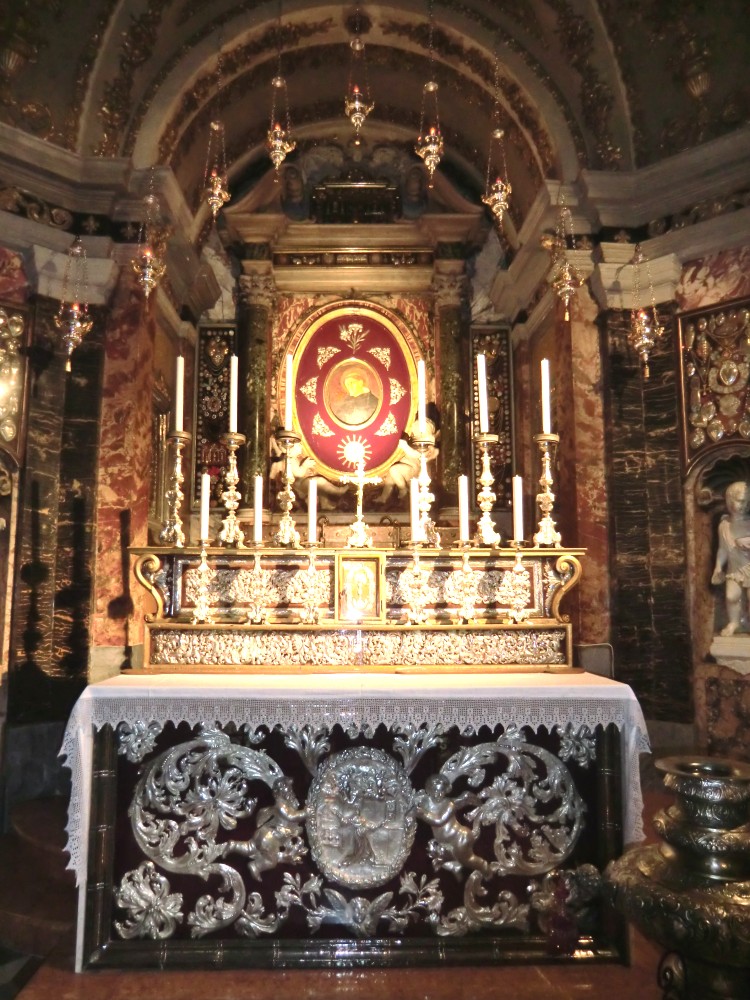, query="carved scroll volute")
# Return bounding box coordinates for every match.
[134,552,165,622]
[549,554,583,622]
